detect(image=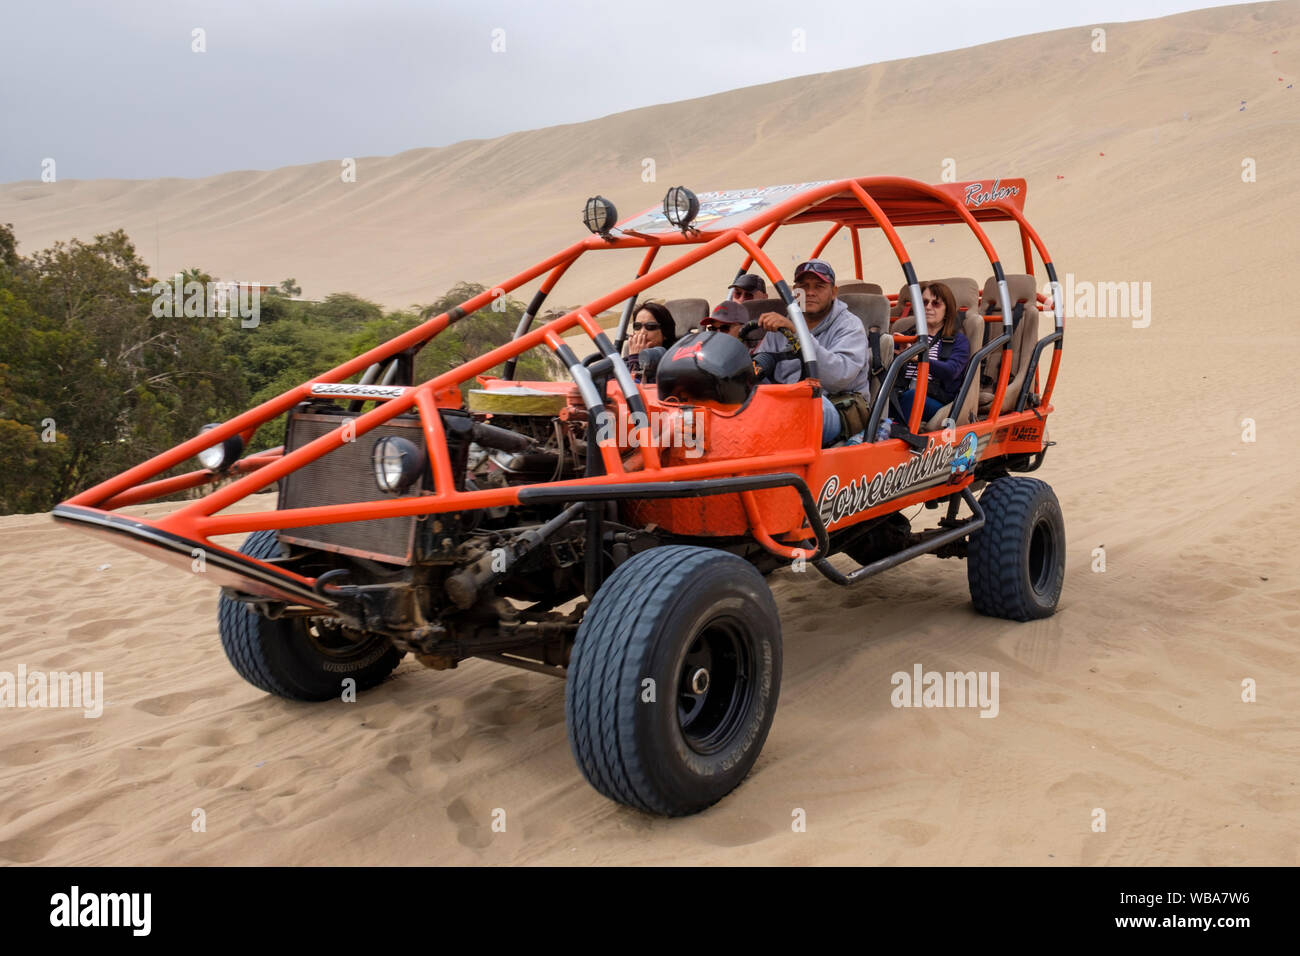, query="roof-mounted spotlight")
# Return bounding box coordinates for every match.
[582,196,618,238]
[663,186,699,231]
